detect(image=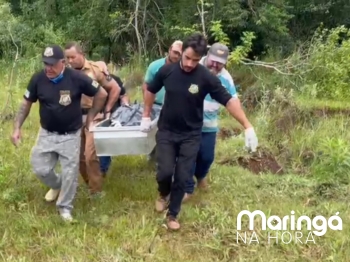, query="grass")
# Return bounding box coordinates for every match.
[0,62,349,261]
